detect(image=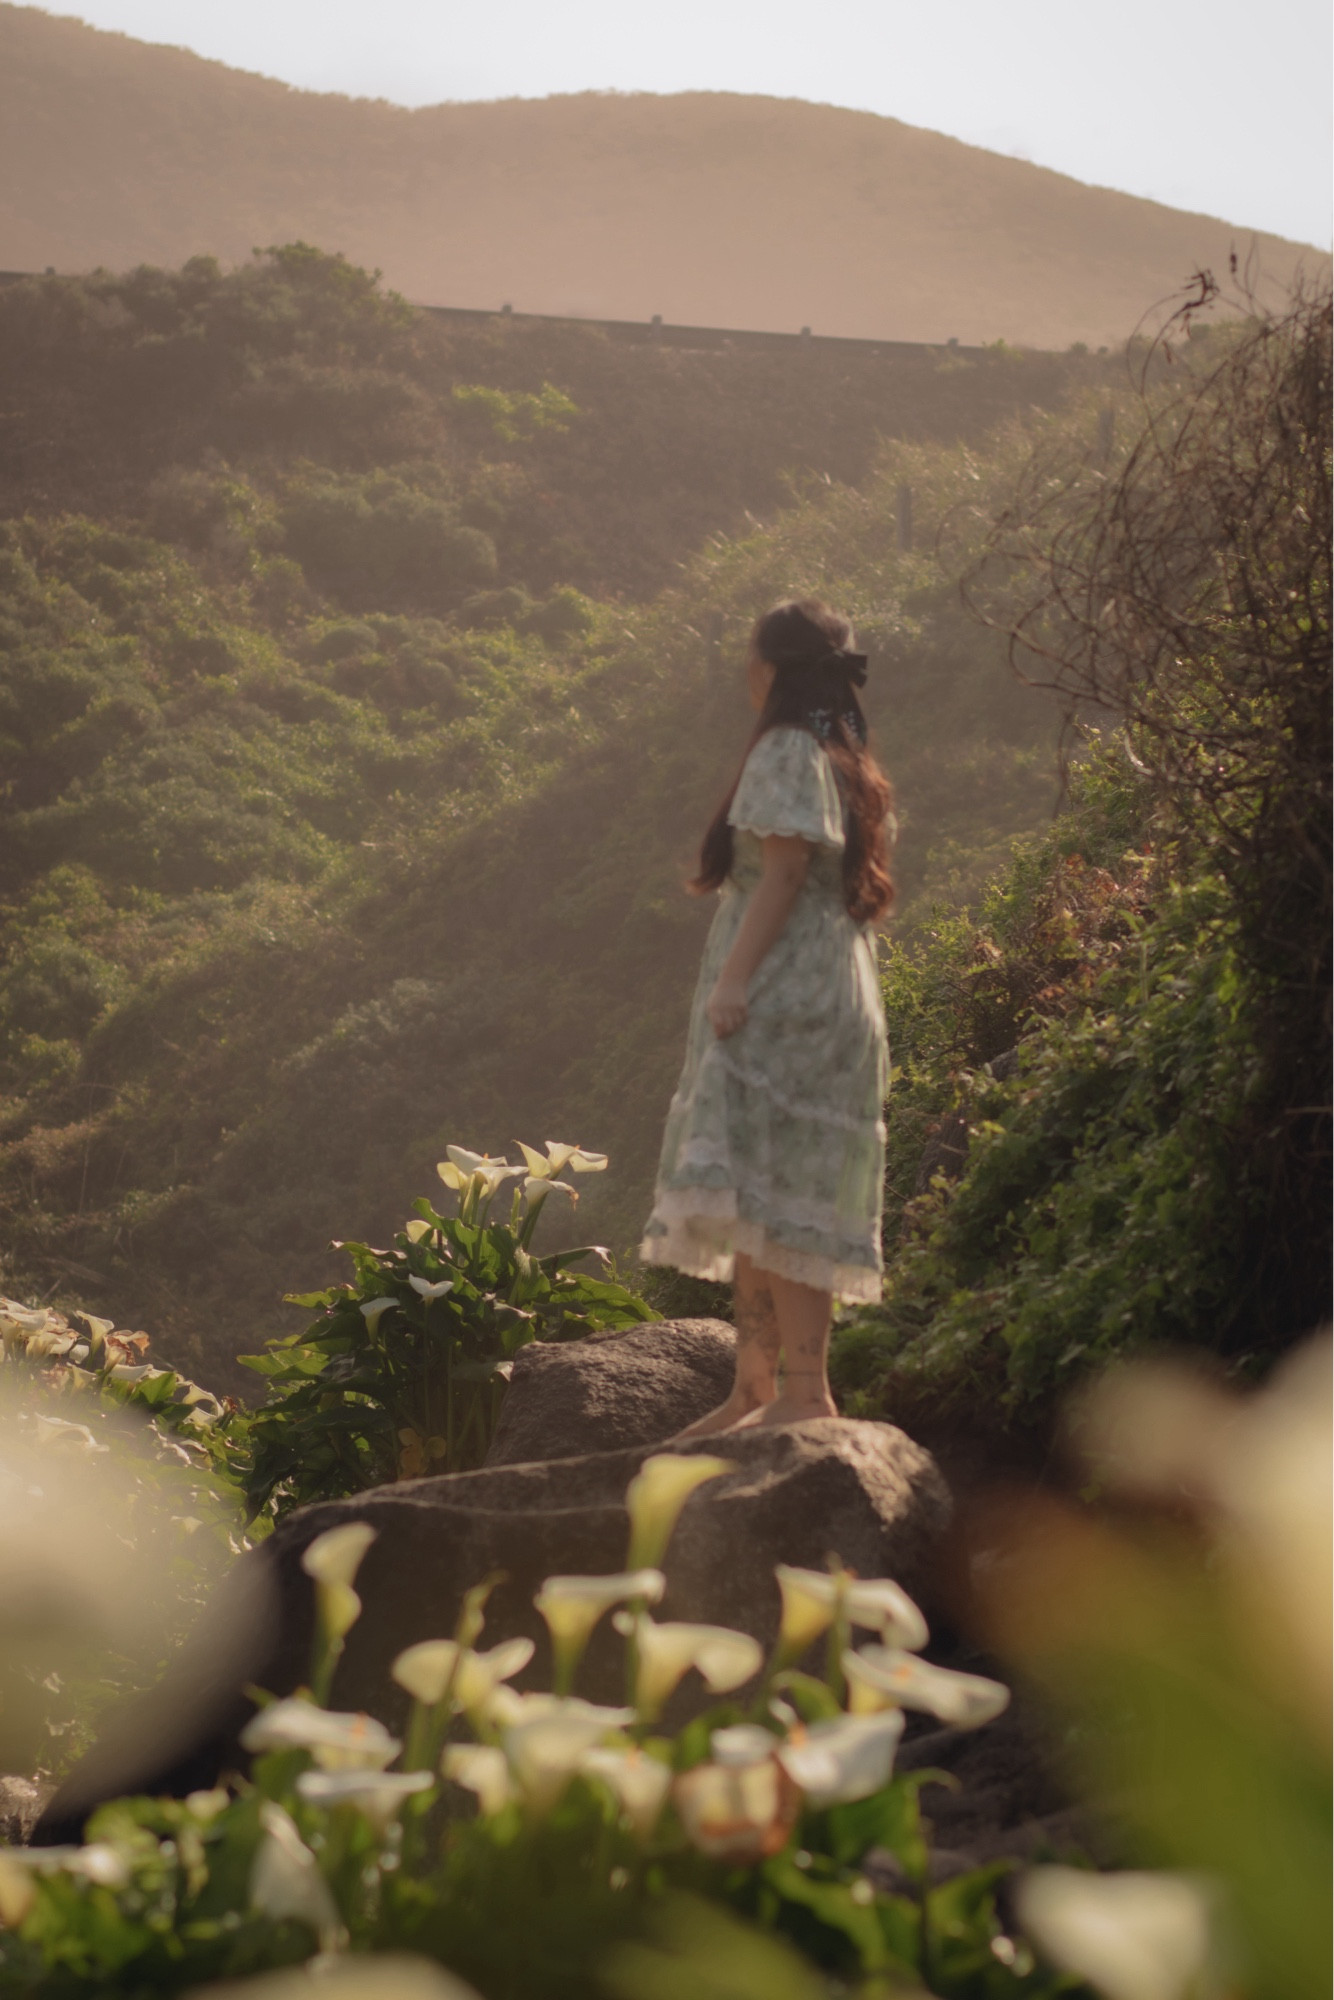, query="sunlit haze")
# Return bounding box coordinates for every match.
[34,0,1333,249]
